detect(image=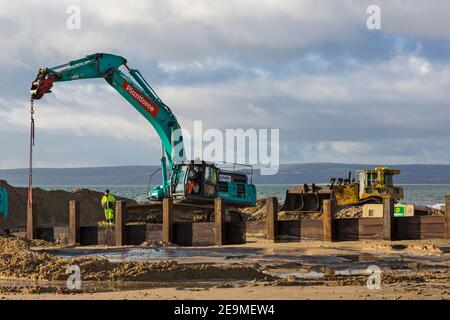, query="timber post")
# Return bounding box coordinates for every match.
[26,203,37,240]
[323,199,336,241]
[215,198,226,246]
[163,198,174,243]
[383,197,395,241]
[69,200,80,245]
[115,201,127,246]
[445,196,450,240]
[266,197,278,242]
